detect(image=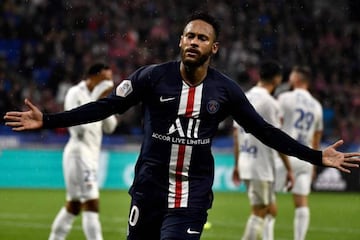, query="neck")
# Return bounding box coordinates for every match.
[257,82,274,94]
[180,61,209,86]
[85,78,97,92]
[293,83,308,90]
